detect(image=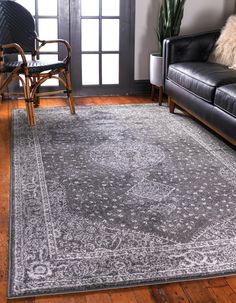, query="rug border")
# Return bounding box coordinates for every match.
[8,109,16,298]
[7,271,236,299]
[7,104,236,299]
